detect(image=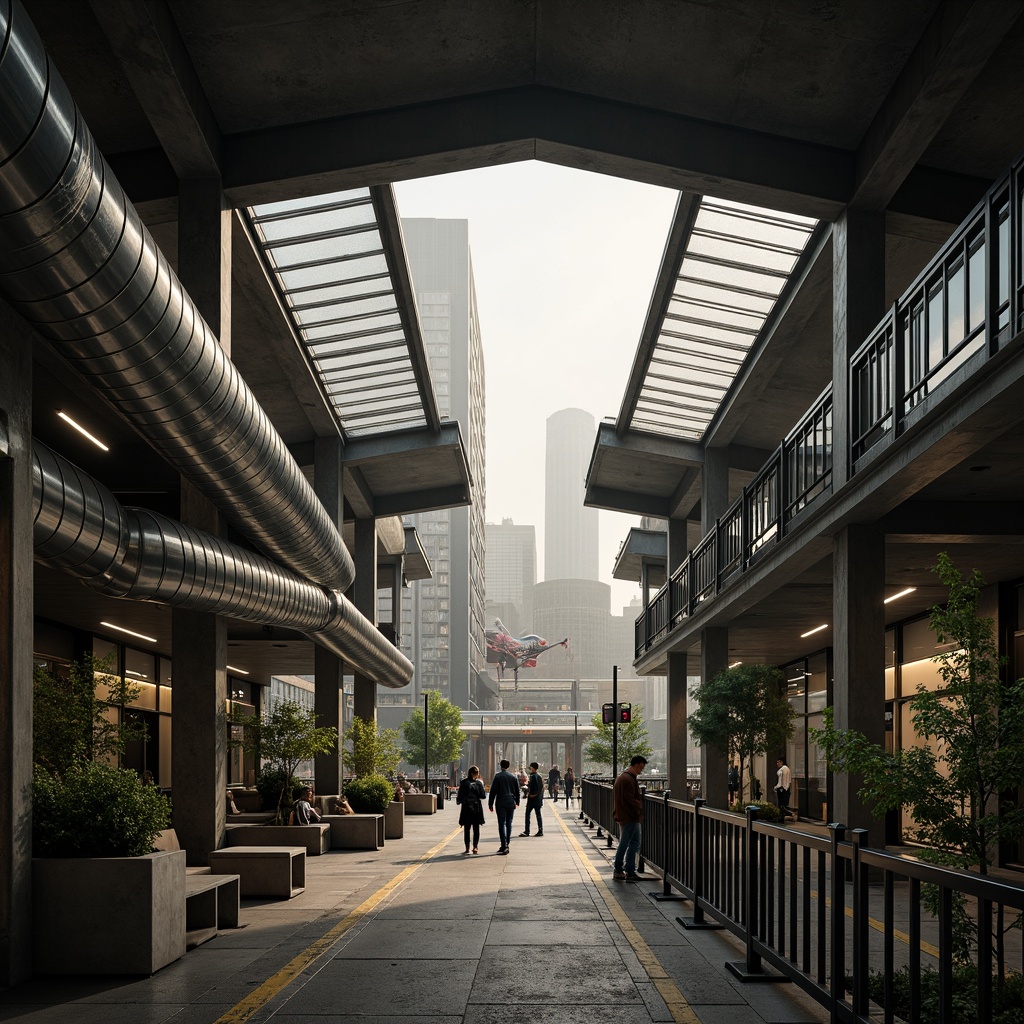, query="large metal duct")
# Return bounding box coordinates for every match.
[0,0,353,590]
[31,440,413,687]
